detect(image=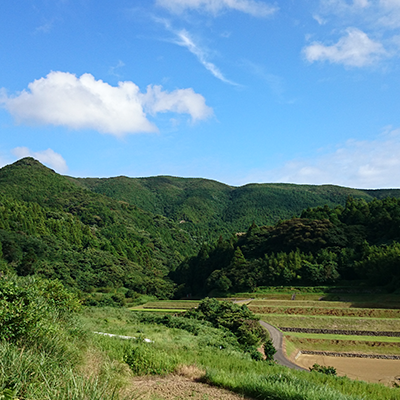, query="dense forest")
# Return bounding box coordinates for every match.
[173,197,400,296]
[74,173,400,241]
[1,157,400,301]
